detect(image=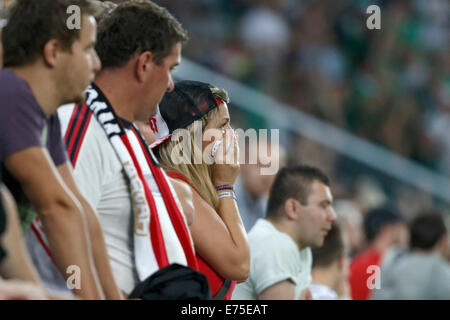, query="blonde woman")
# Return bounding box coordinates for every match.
[148,80,250,299]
